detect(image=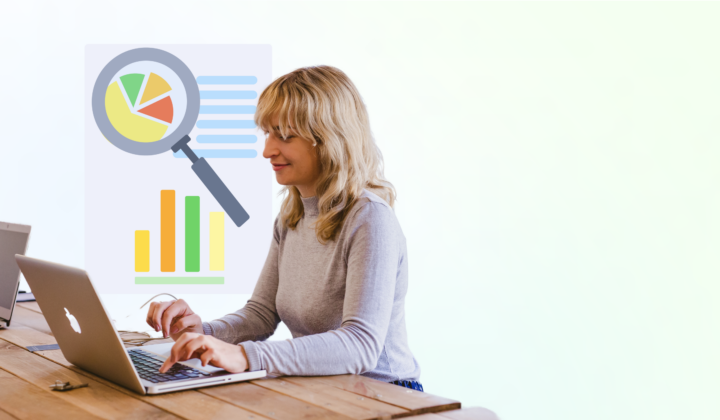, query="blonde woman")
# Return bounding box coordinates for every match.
[147,66,422,390]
